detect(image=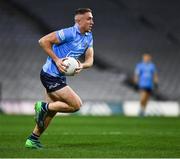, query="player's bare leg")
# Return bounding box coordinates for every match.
[139,90,150,116]
[25,91,56,148]
[32,92,56,136]
[47,86,82,112]
[32,111,56,136]
[36,86,82,128]
[26,86,82,148]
